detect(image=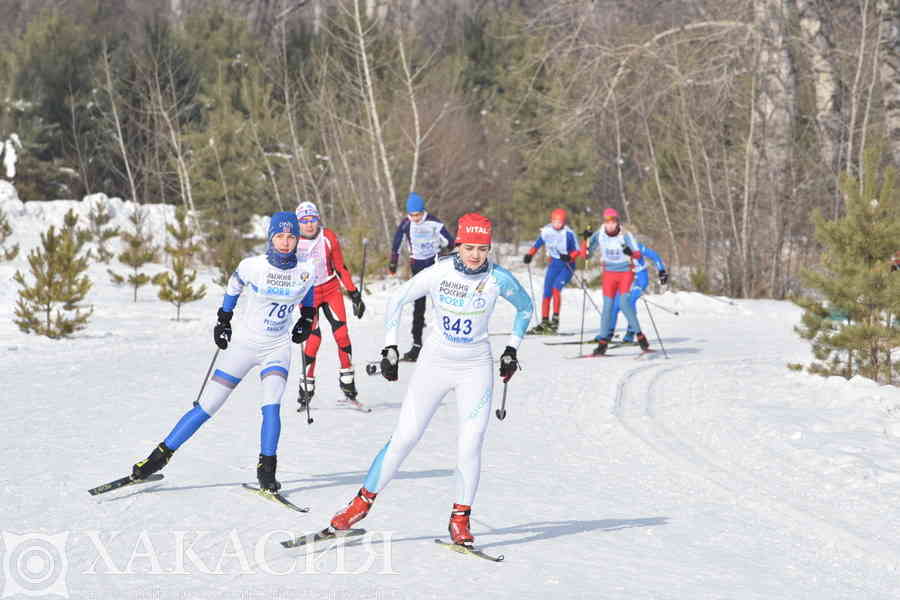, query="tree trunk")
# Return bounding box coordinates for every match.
[753,0,797,299]
[796,0,843,176]
[398,31,421,195]
[353,0,397,244]
[877,0,900,169]
[102,40,139,204]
